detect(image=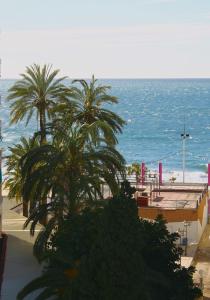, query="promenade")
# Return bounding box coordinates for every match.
[1,195,41,300]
